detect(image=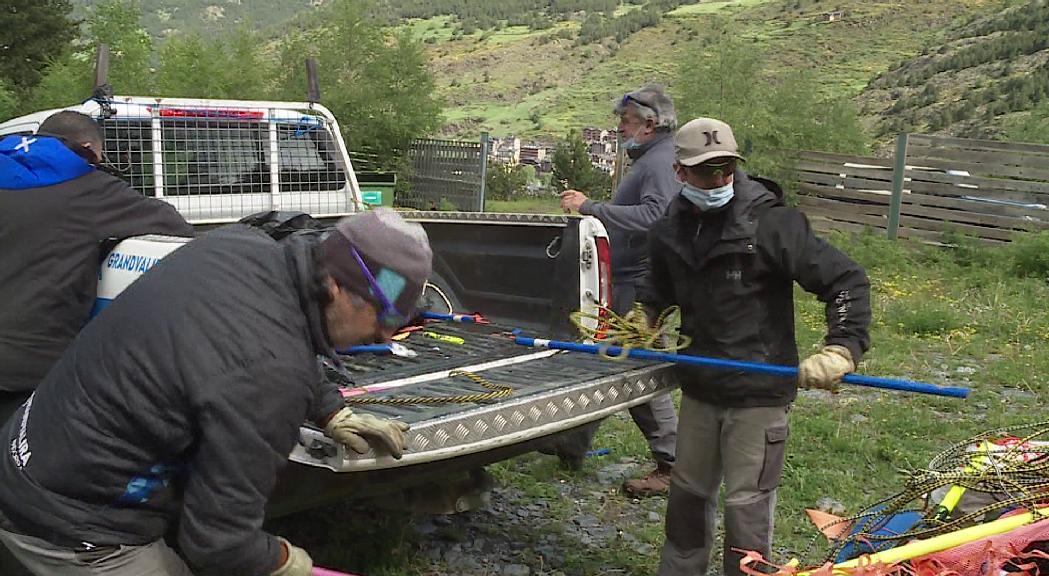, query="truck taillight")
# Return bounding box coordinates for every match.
[157,108,264,119]
[595,236,612,337]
